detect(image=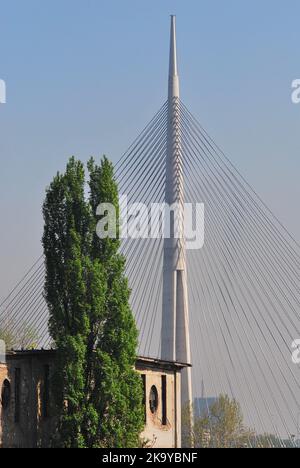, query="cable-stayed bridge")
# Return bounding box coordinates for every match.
[0,17,300,444]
